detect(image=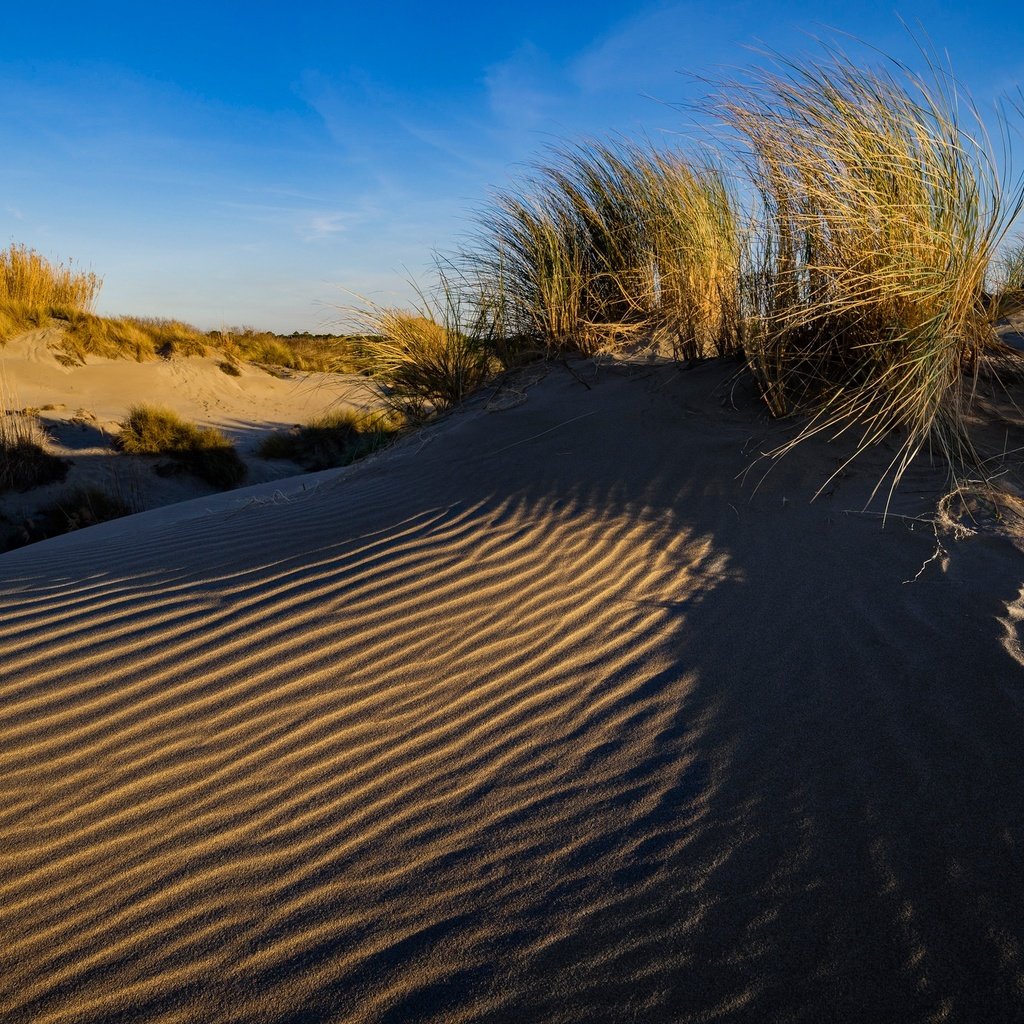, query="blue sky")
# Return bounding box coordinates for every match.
[2,1,1023,332]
